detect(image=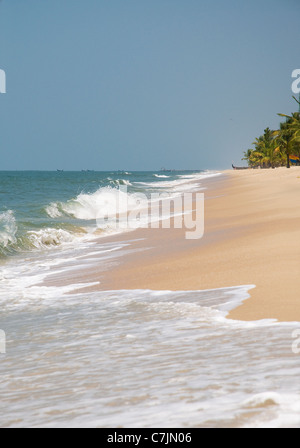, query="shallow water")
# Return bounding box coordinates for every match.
[1,280,300,428]
[1,171,300,428]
